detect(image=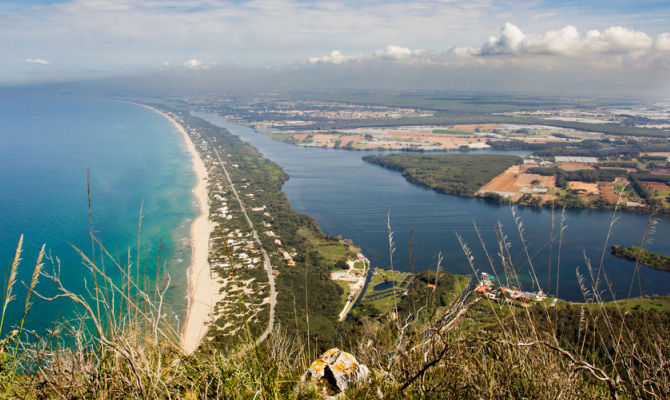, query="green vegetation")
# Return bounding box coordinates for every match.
[297,227,357,270]
[524,303,670,368]
[357,269,414,316]
[3,217,670,398]
[363,153,521,197]
[526,166,626,187]
[532,295,670,313]
[522,163,670,213]
[354,270,470,322]
[612,245,670,272]
[365,269,410,291]
[593,295,670,312]
[394,271,469,320]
